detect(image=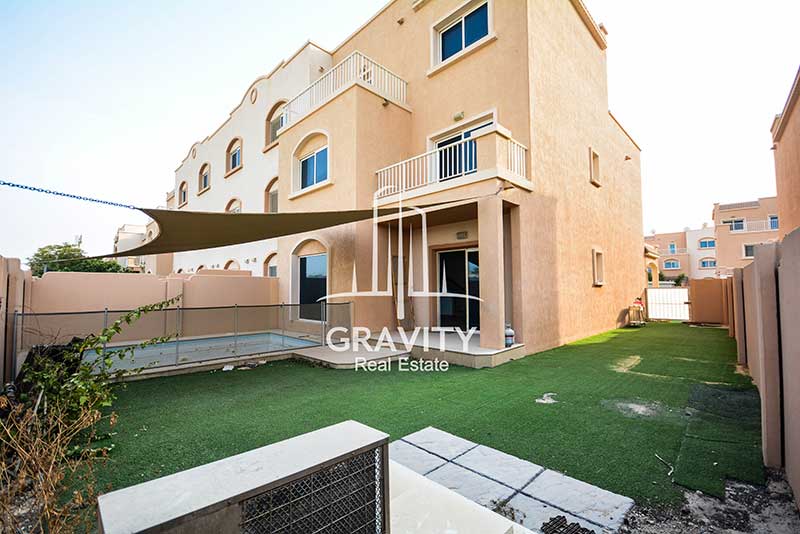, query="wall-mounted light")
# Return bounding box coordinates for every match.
[453,111,464,122]
[624,155,632,161]
[456,231,468,240]
[397,17,405,25]
[382,98,389,107]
